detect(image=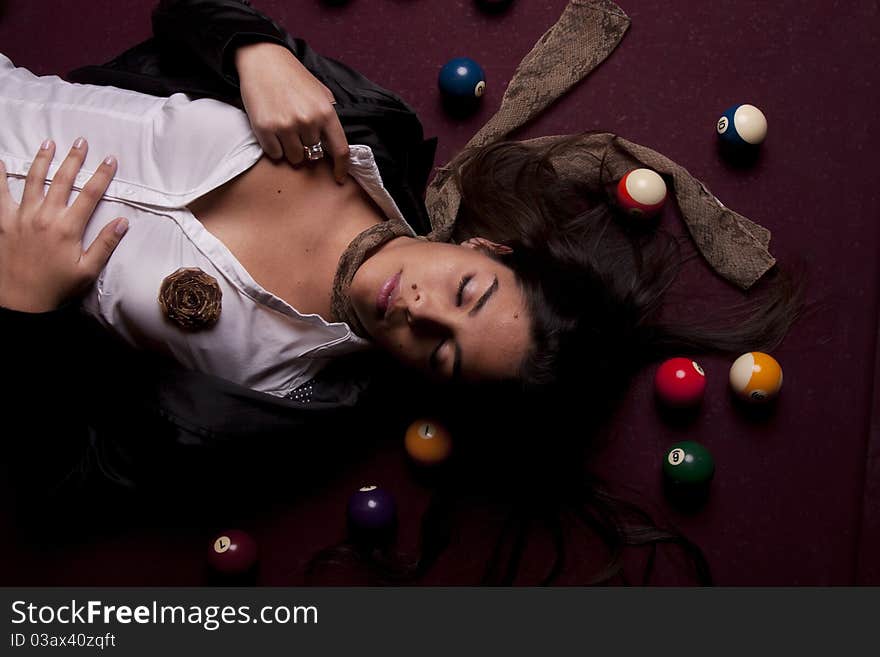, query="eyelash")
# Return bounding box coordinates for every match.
[456,274,473,306]
[431,275,473,372]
